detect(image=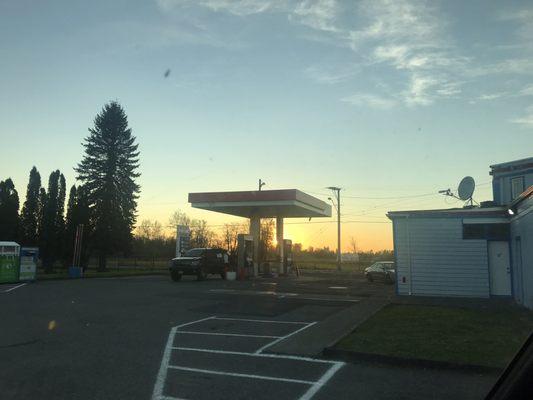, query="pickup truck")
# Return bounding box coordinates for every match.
[170,248,229,281]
